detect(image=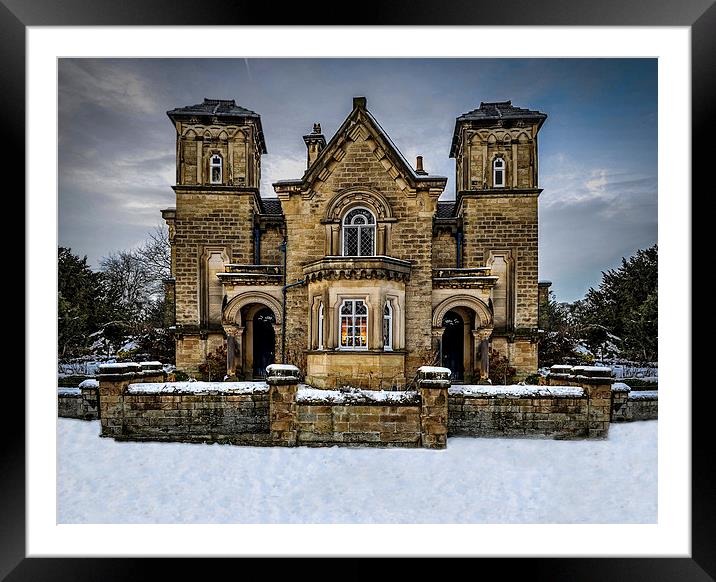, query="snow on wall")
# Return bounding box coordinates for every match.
[126,382,269,395]
[611,382,632,393]
[58,387,81,397]
[296,387,420,405]
[449,385,585,398]
[628,390,658,401]
[79,379,99,389]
